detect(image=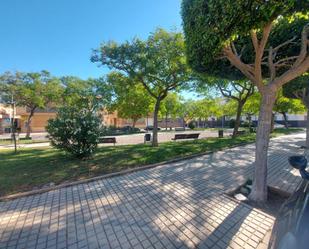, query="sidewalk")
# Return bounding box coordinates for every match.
[0,133,304,249]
